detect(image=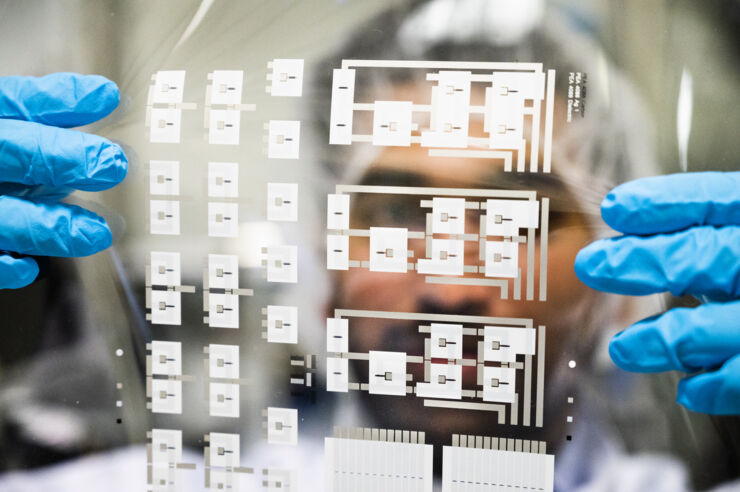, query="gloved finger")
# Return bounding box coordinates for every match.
[0,195,112,257]
[602,172,740,235]
[575,225,740,297]
[609,300,740,372]
[0,73,119,128]
[677,353,740,415]
[0,254,39,289]
[0,119,127,192]
[0,183,72,201]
